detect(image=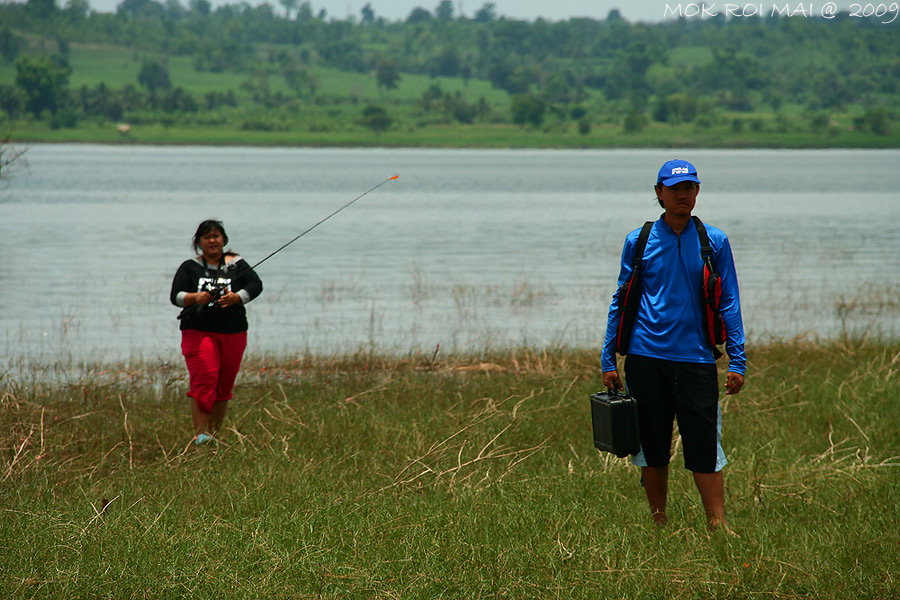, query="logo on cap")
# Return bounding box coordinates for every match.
[657,159,700,185]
